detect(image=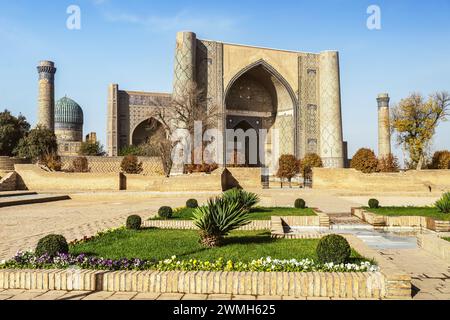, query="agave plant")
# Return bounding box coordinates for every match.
[222,188,260,212]
[193,196,252,247]
[435,192,450,213]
